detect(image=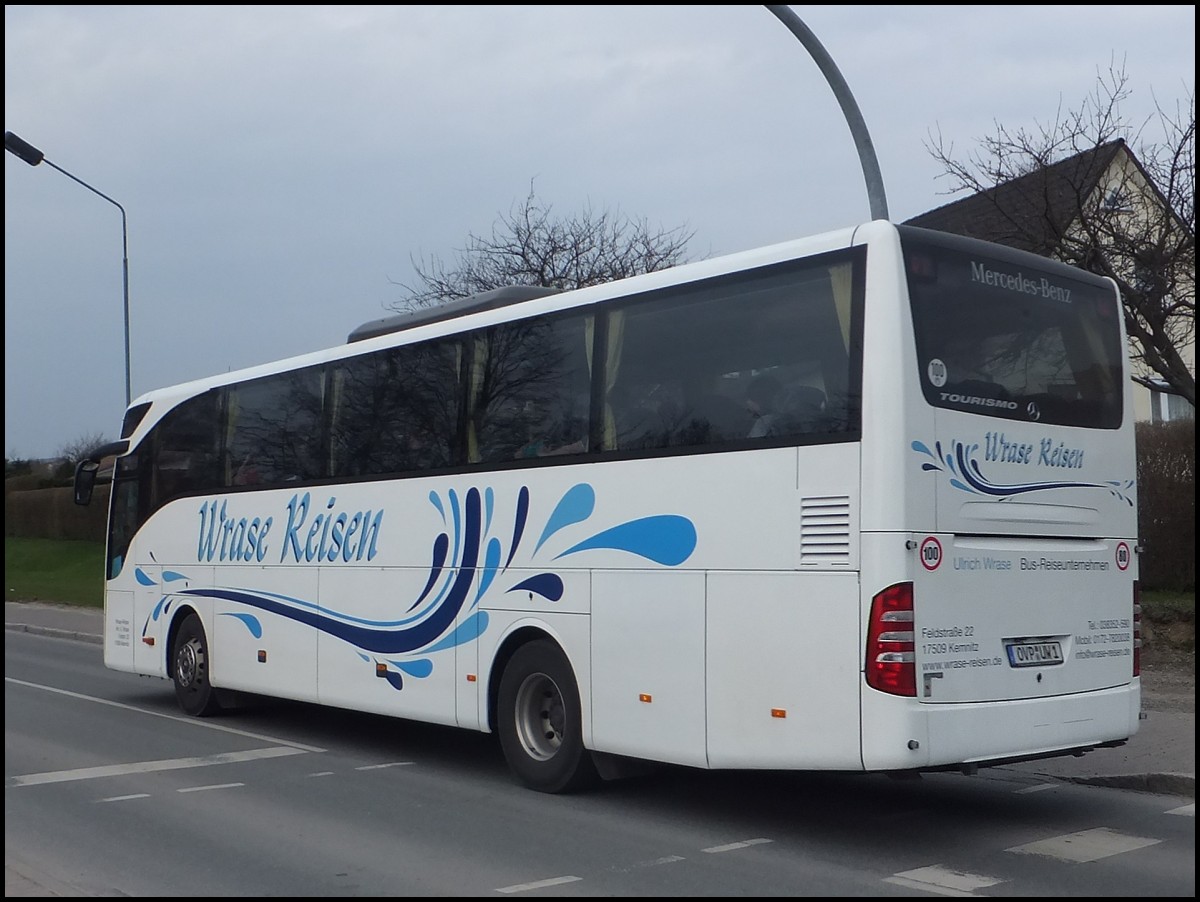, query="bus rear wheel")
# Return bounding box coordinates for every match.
[497,640,598,794]
[173,613,222,717]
